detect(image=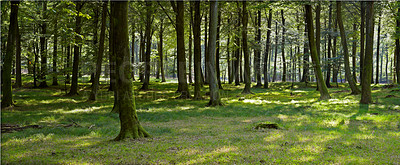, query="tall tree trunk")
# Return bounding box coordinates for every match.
[326,3,333,88]
[141,2,152,90]
[112,1,150,141]
[68,2,84,95]
[208,0,222,106]
[204,11,209,84]
[193,1,202,100]
[52,11,59,86]
[281,10,286,82]
[352,23,358,83]
[216,10,222,89]
[264,9,272,89]
[273,21,278,82]
[301,11,310,83]
[189,5,193,84]
[315,4,321,90]
[332,17,338,85]
[66,44,71,84]
[241,1,251,94]
[16,16,22,88]
[255,9,262,87]
[360,2,365,84]
[234,3,241,86]
[337,2,361,94]
[89,6,99,84]
[2,1,19,108]
[39,2,48,88]
[396,4,400,84]
[159,20,166,82]
[227,18,232,84]
[89,2,107,101]
[360,2,374,104]
[138,28,144,82]
[131,20,136,81]
[376,14,381,84]
[305,4,331,100]
[173,1,191,98]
